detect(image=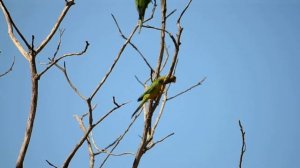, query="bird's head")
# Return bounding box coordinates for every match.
[161,75,176,84]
